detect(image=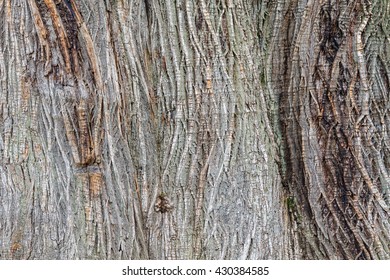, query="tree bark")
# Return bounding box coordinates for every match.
[0,0,389,259]
[274,0,390,259]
